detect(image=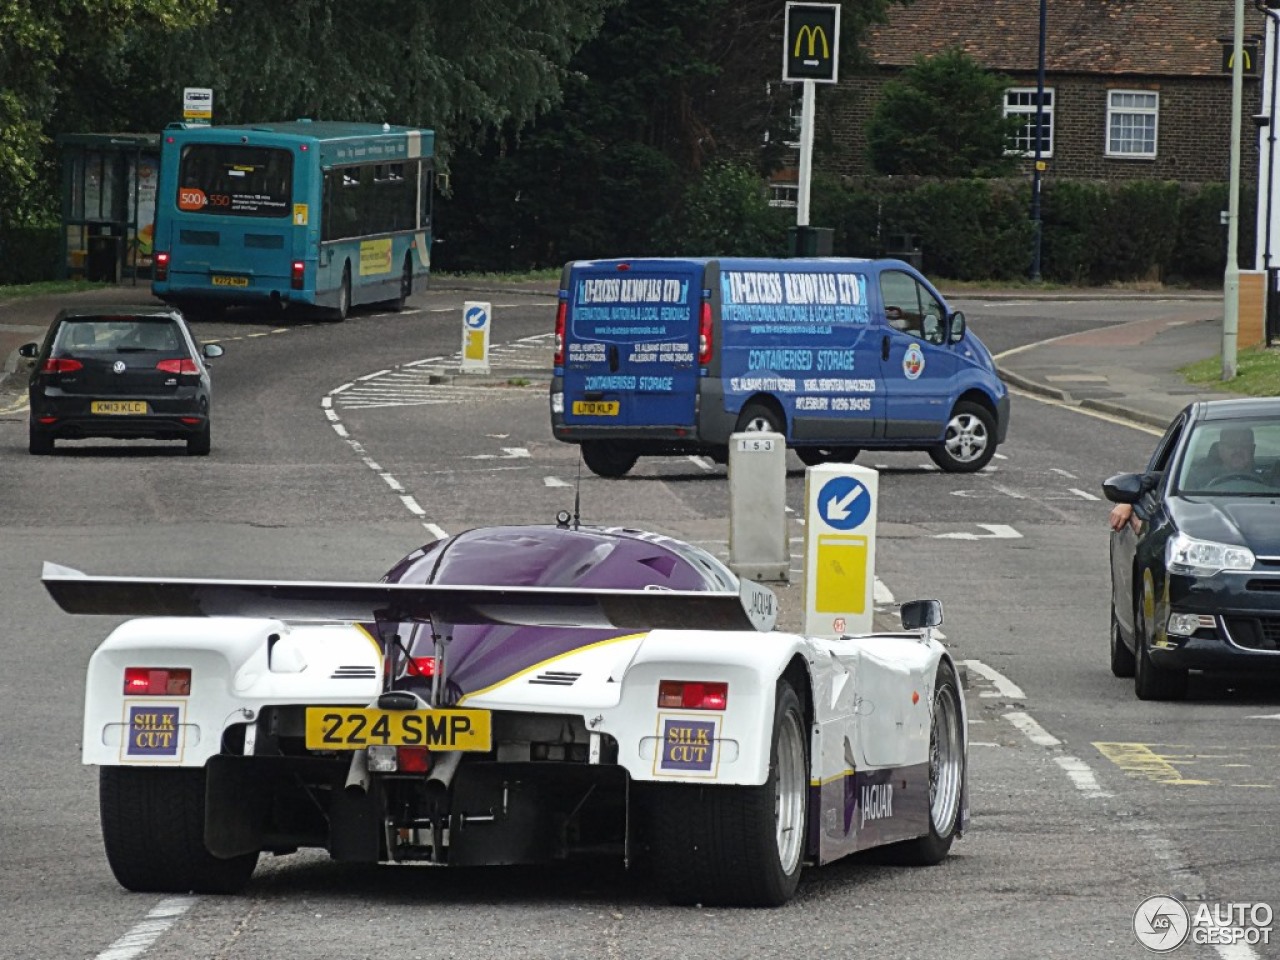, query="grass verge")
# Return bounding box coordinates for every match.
[0,279,110,301]
[1182,347,1280,397]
